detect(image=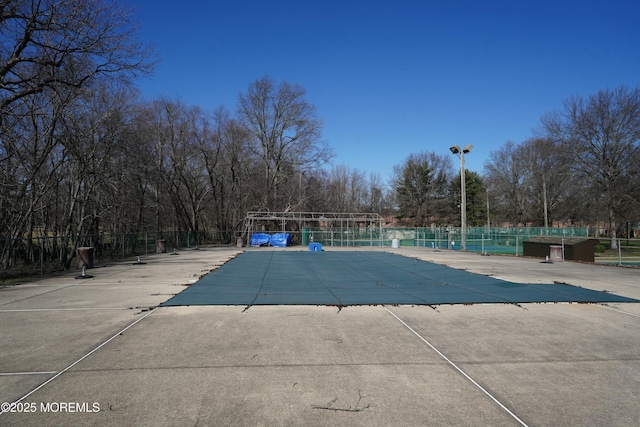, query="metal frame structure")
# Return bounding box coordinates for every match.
[244,211,384,247]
